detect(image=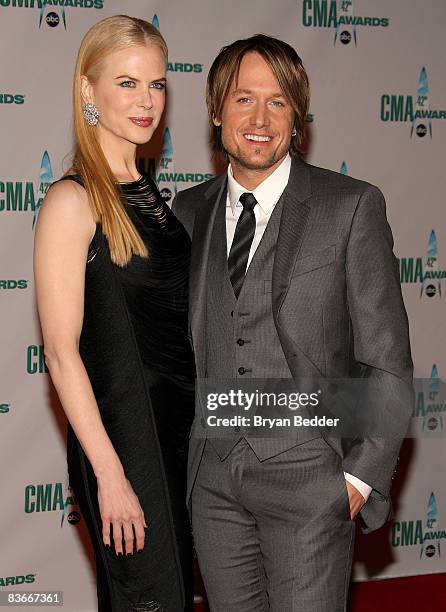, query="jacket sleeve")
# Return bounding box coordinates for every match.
[342,185,414,529]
